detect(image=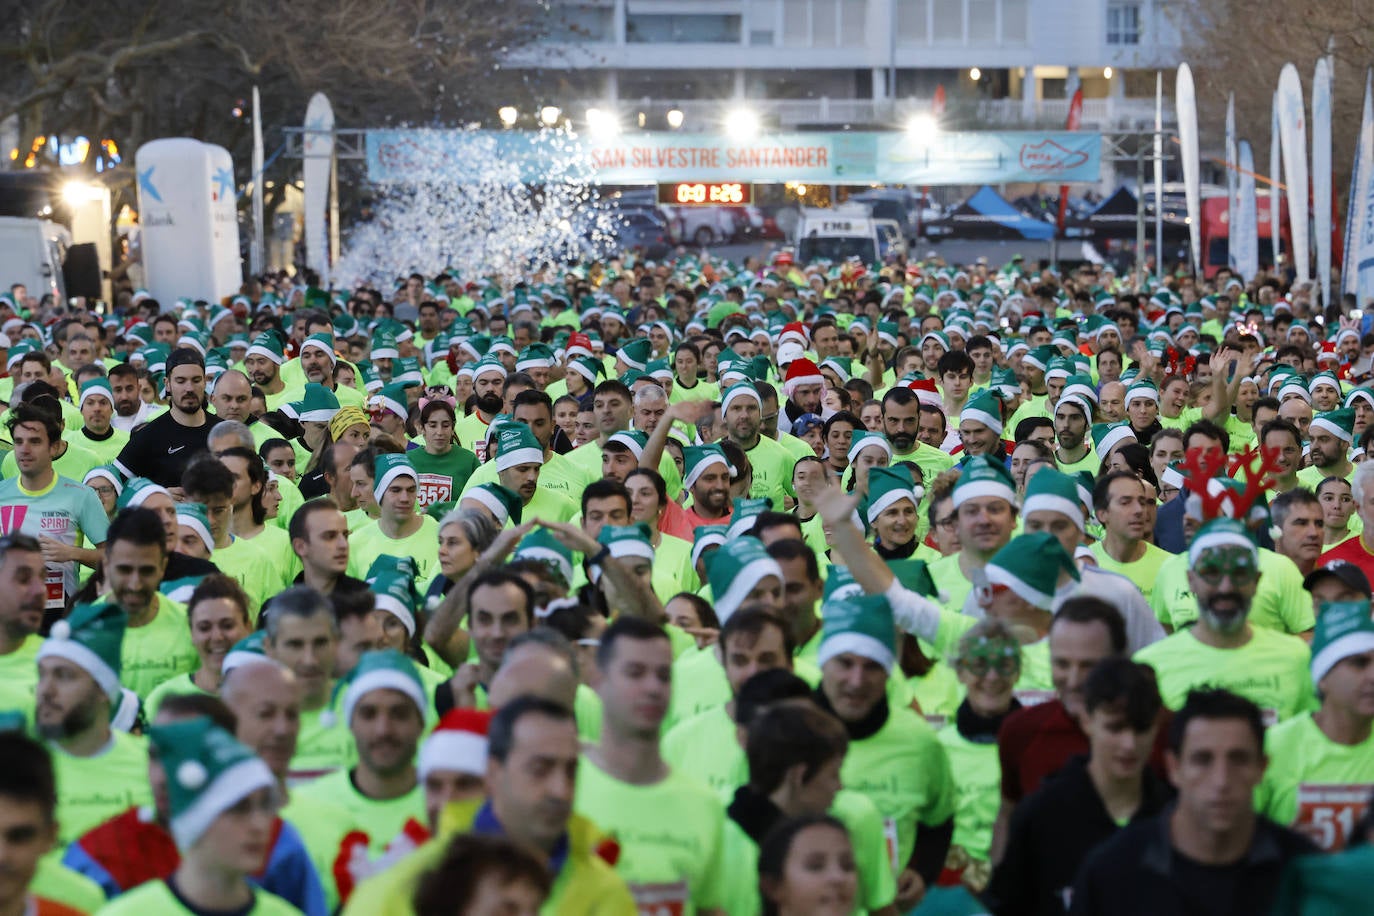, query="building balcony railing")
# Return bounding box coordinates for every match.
[571,95,1171,131]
